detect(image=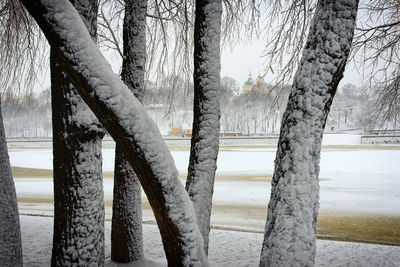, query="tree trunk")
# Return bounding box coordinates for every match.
[50,1,105,266]
[111,0,147,262]
[21,1,207,265]
[0,98,22,267]
[260,0,359,266]
[186,0,222,254]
